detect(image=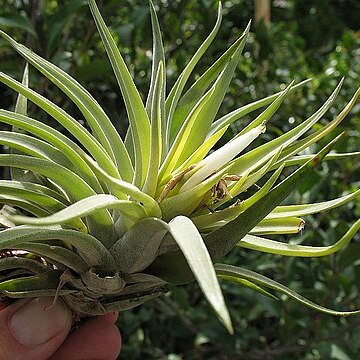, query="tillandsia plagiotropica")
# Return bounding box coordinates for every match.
[0,0,359,333]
